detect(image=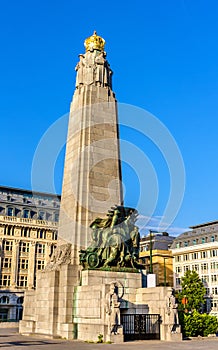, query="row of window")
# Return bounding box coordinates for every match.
[3,227,57,240]
[1,257,45,271]
[0,296,24,304]
[4,207,59,222]
[176,277,218,295]
[3,240,46,254]
[175,250,218,262]
[200,275,218,283]
[4,194,59,207]
[0,274,28,287]
[211,299,218,310]
[176,235,217,248]
[201,275,218,283]
[176,262,218,273]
